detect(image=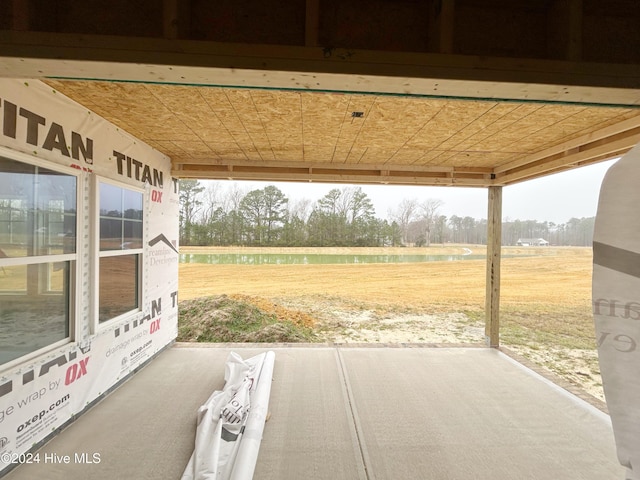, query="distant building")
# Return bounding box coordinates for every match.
[516,238,550,246]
